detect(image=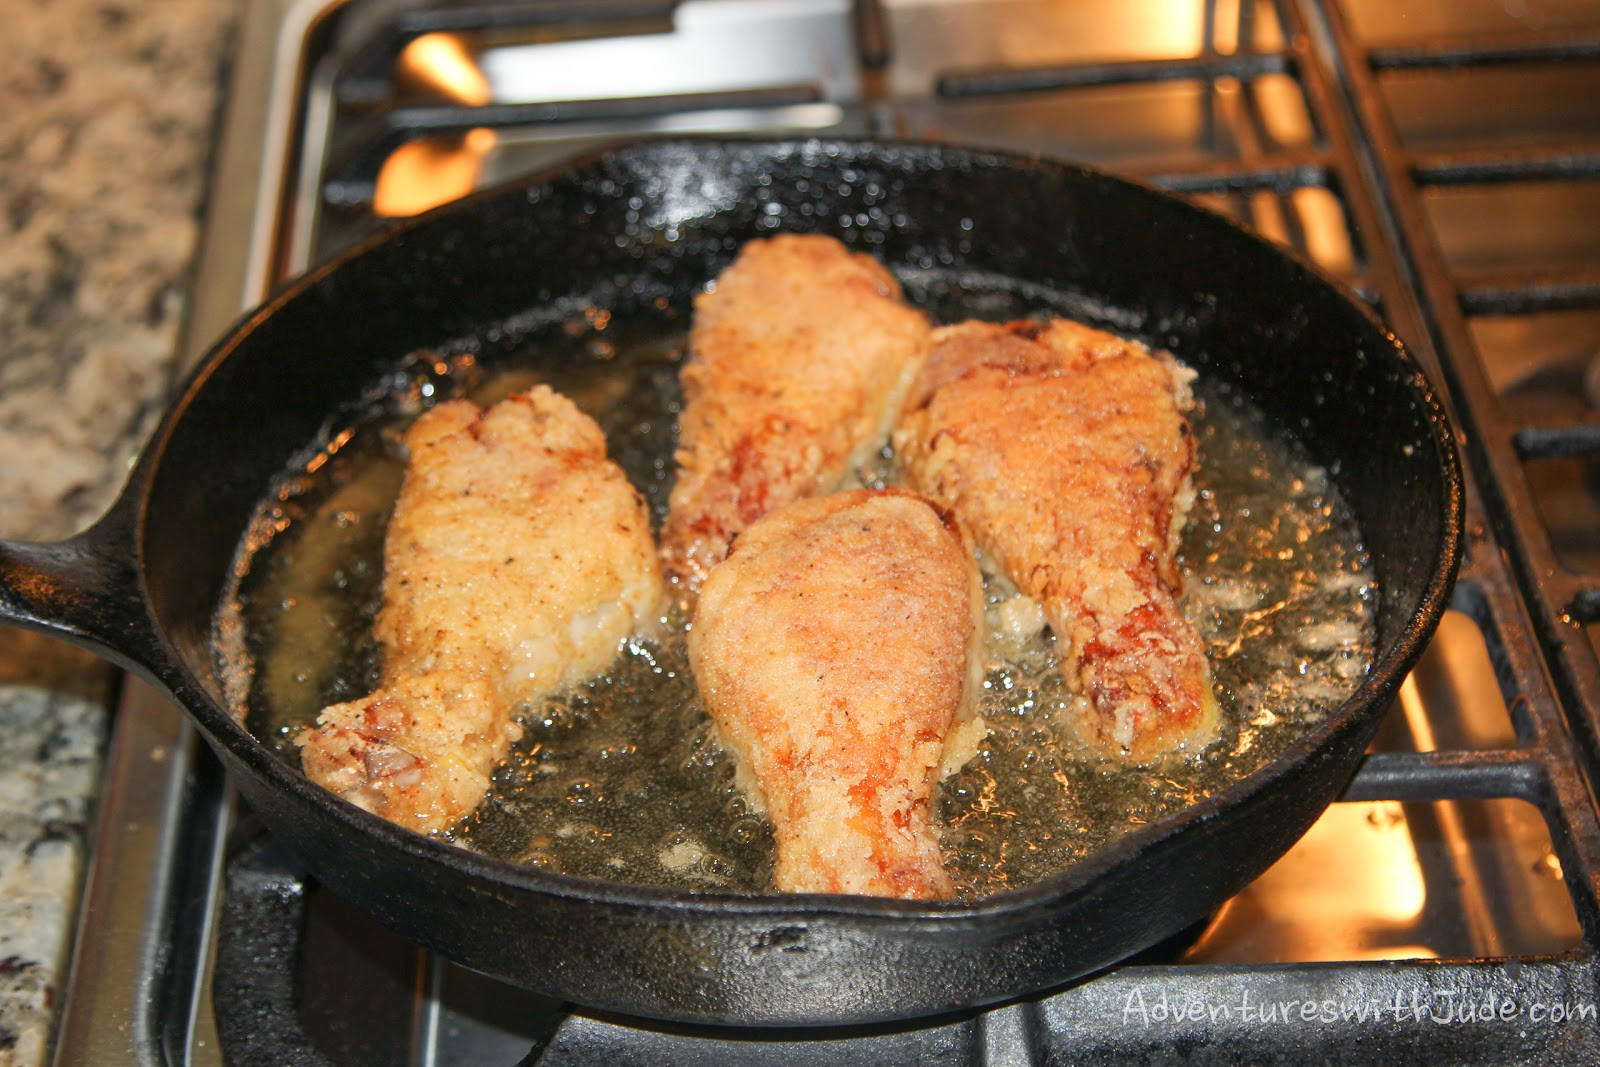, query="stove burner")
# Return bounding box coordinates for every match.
[209,823,1594,1065]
